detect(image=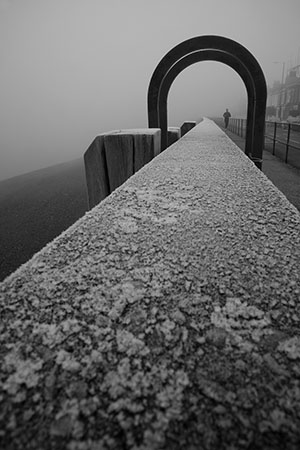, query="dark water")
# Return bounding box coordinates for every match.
[0,158,88,281]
